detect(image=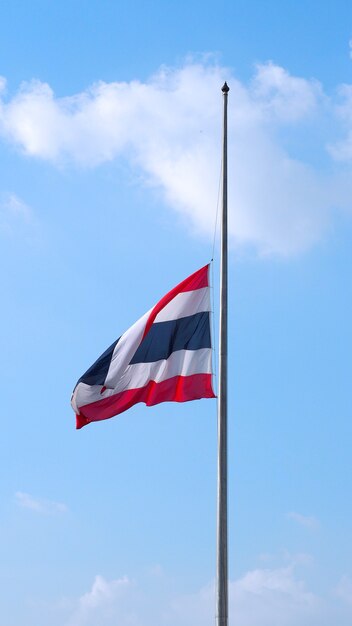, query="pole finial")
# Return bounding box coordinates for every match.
[221,82,229,93]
